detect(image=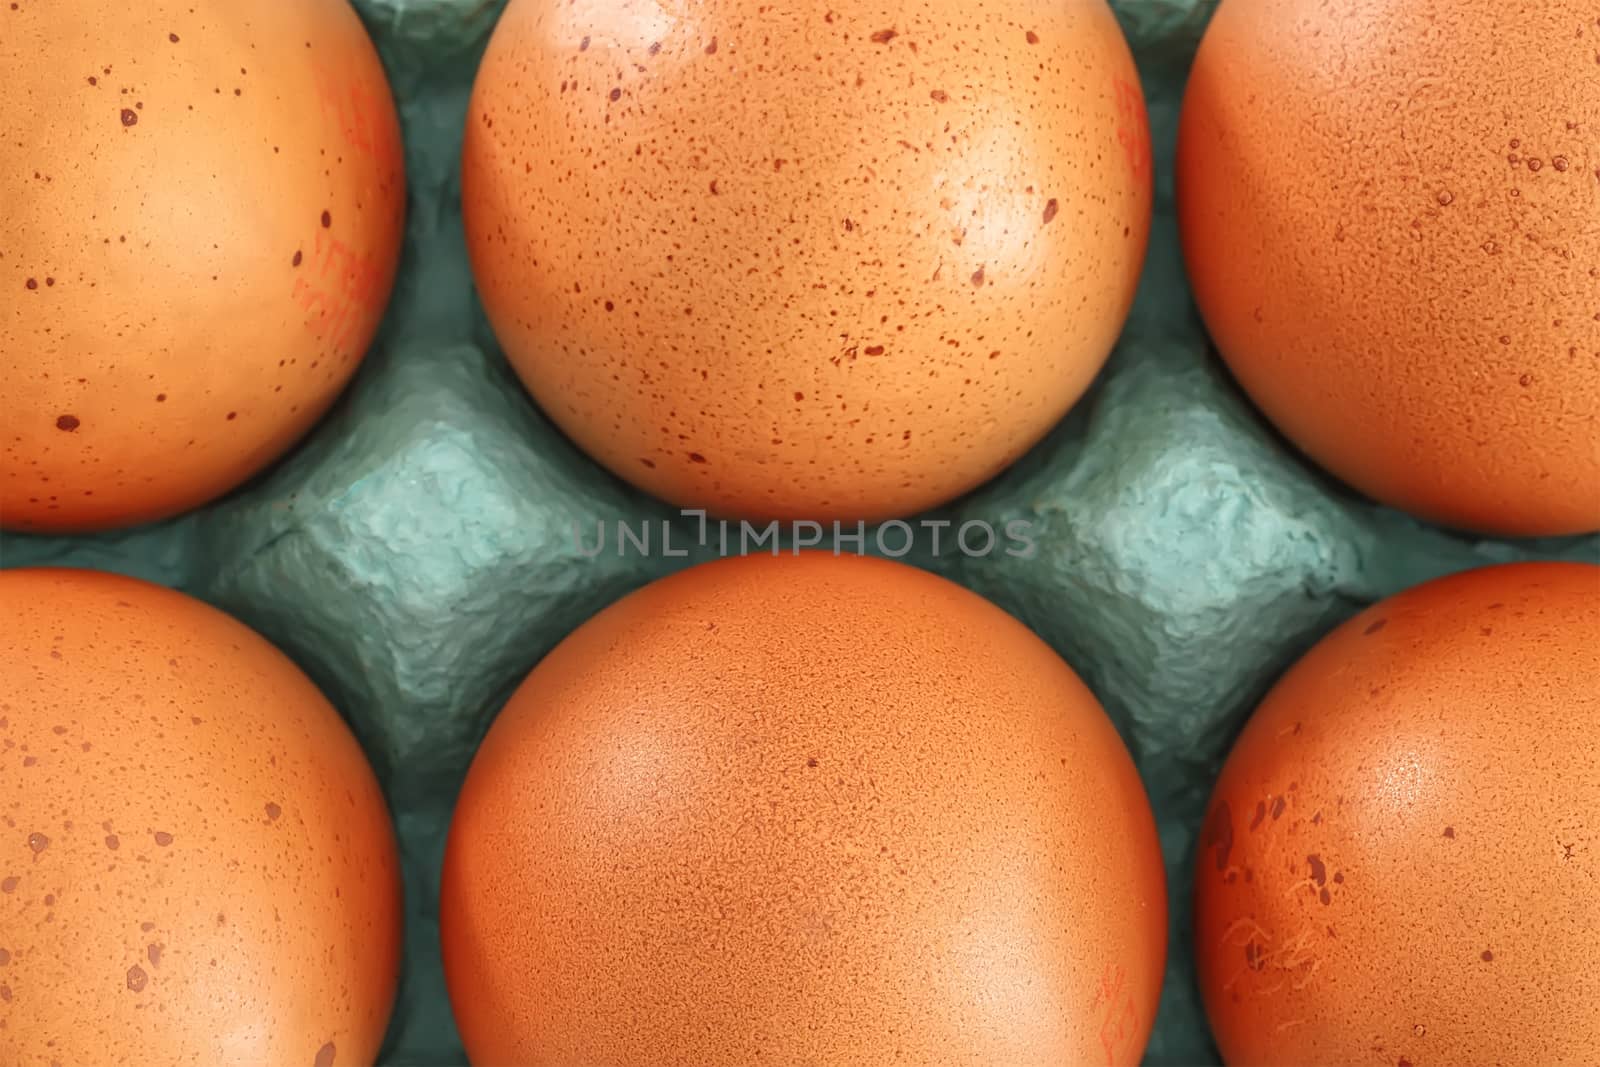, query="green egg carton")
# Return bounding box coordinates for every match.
[2,1,1594,1063]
